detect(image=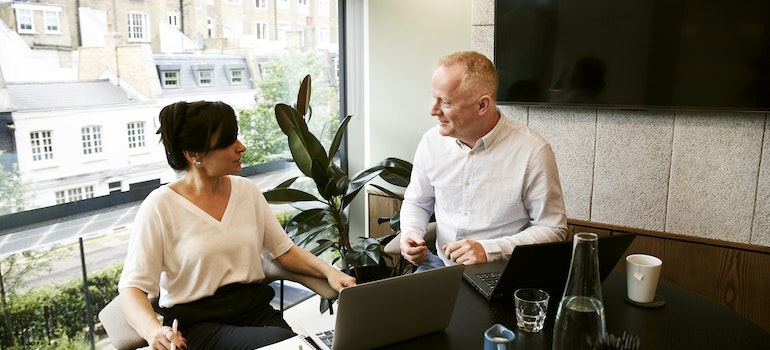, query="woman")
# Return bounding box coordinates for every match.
[118,101,355,350]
